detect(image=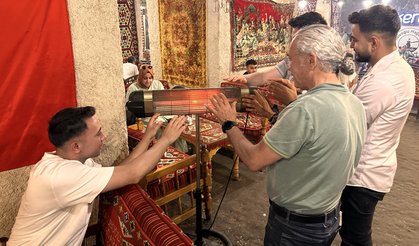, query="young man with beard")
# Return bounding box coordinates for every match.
[340,5,415,246]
